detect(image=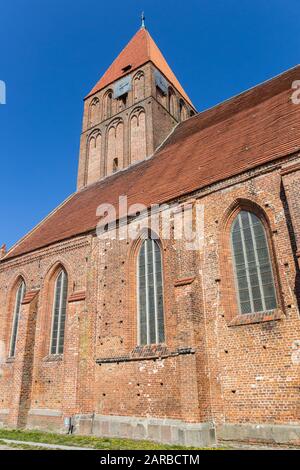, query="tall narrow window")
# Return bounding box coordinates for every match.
[113,158,118,173]
[106,119,124,175]
[103,91,113,119]
[133,71,145,102]
[168,87,177,117]
[130,108,146,164]
[50,270,68,355]
[9,280,26,357]
[87,131,101,185]
[231,211,277,315]
[137,239,165,345]
[89,97,99,125]
[179,99,188,122]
